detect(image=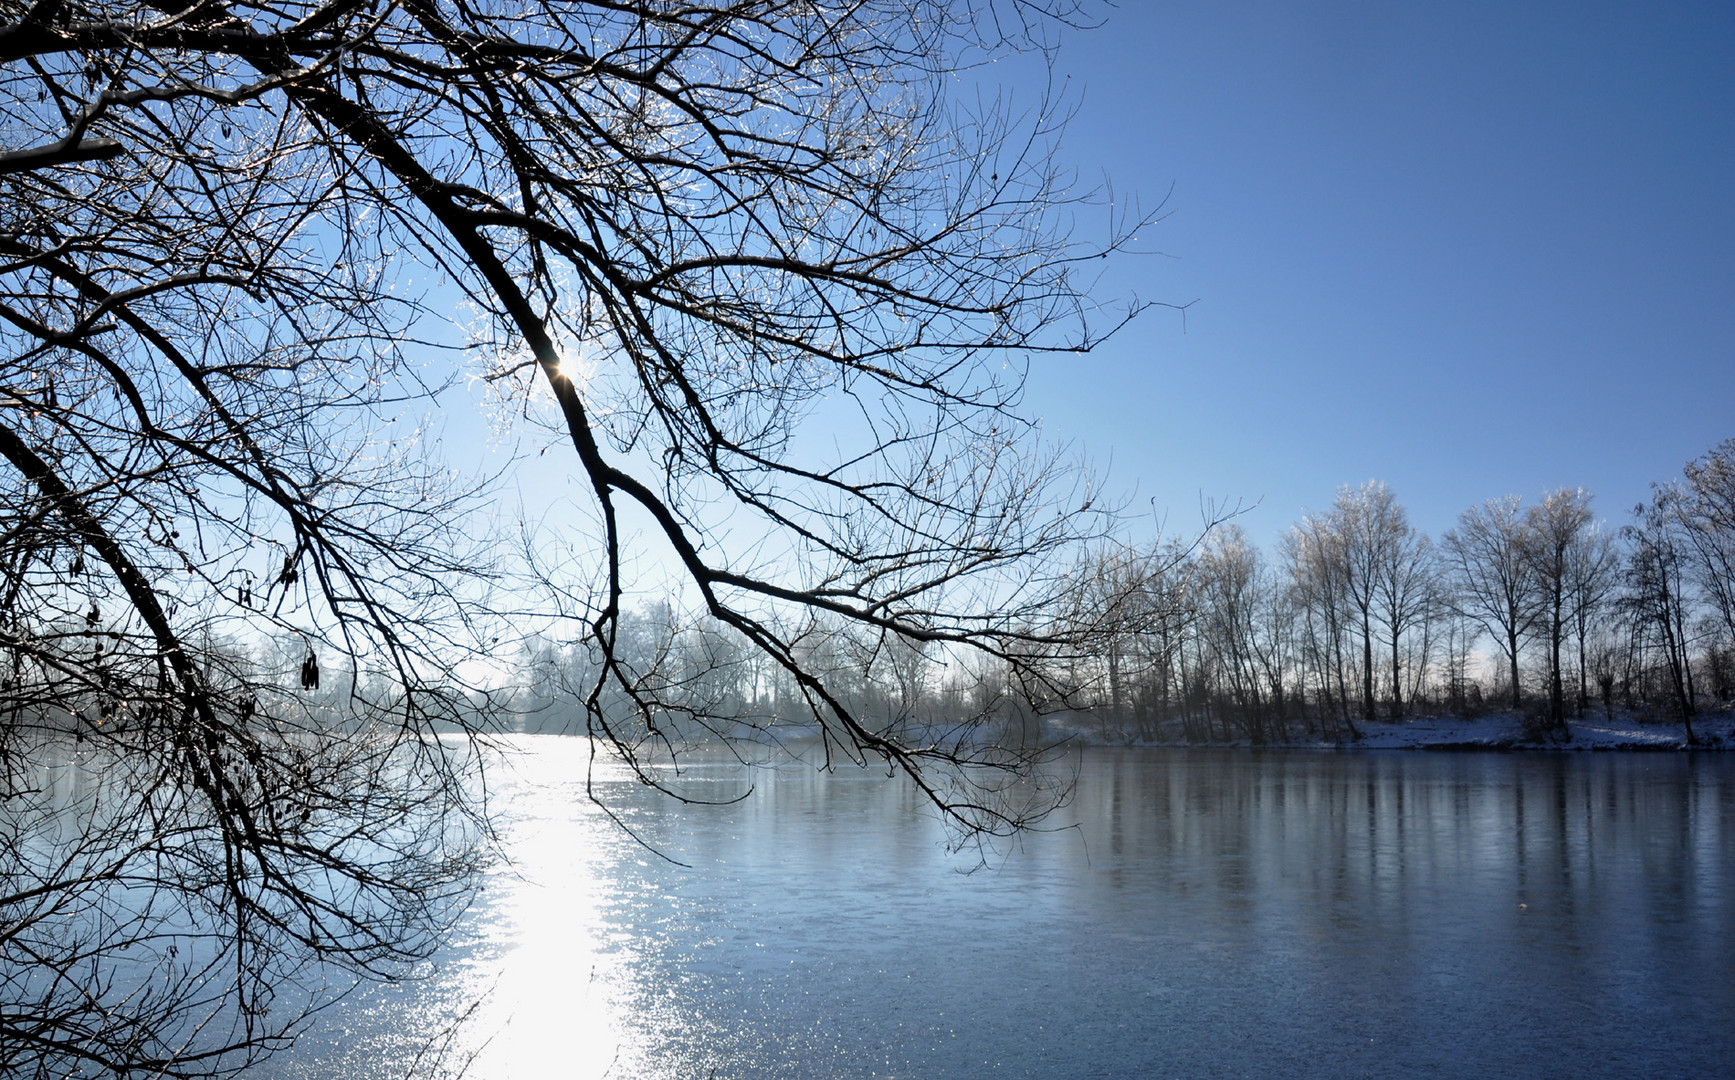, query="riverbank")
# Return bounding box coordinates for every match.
[1051,707,1735,751]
